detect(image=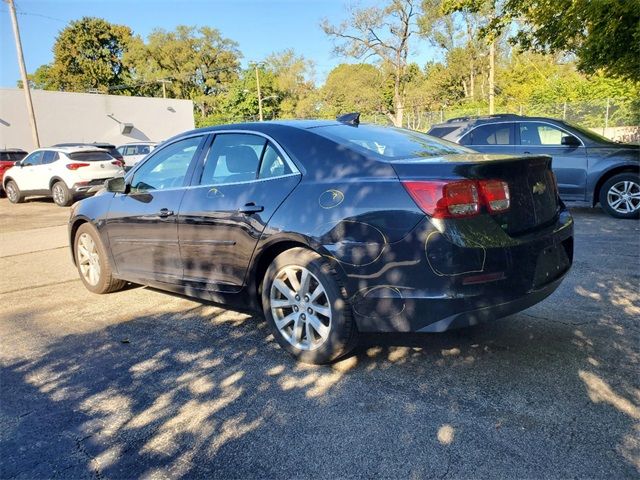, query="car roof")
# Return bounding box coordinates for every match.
[0,148,27,153]
[32,146,114,154]
[53,142,116,148]
[430,114,569,129]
